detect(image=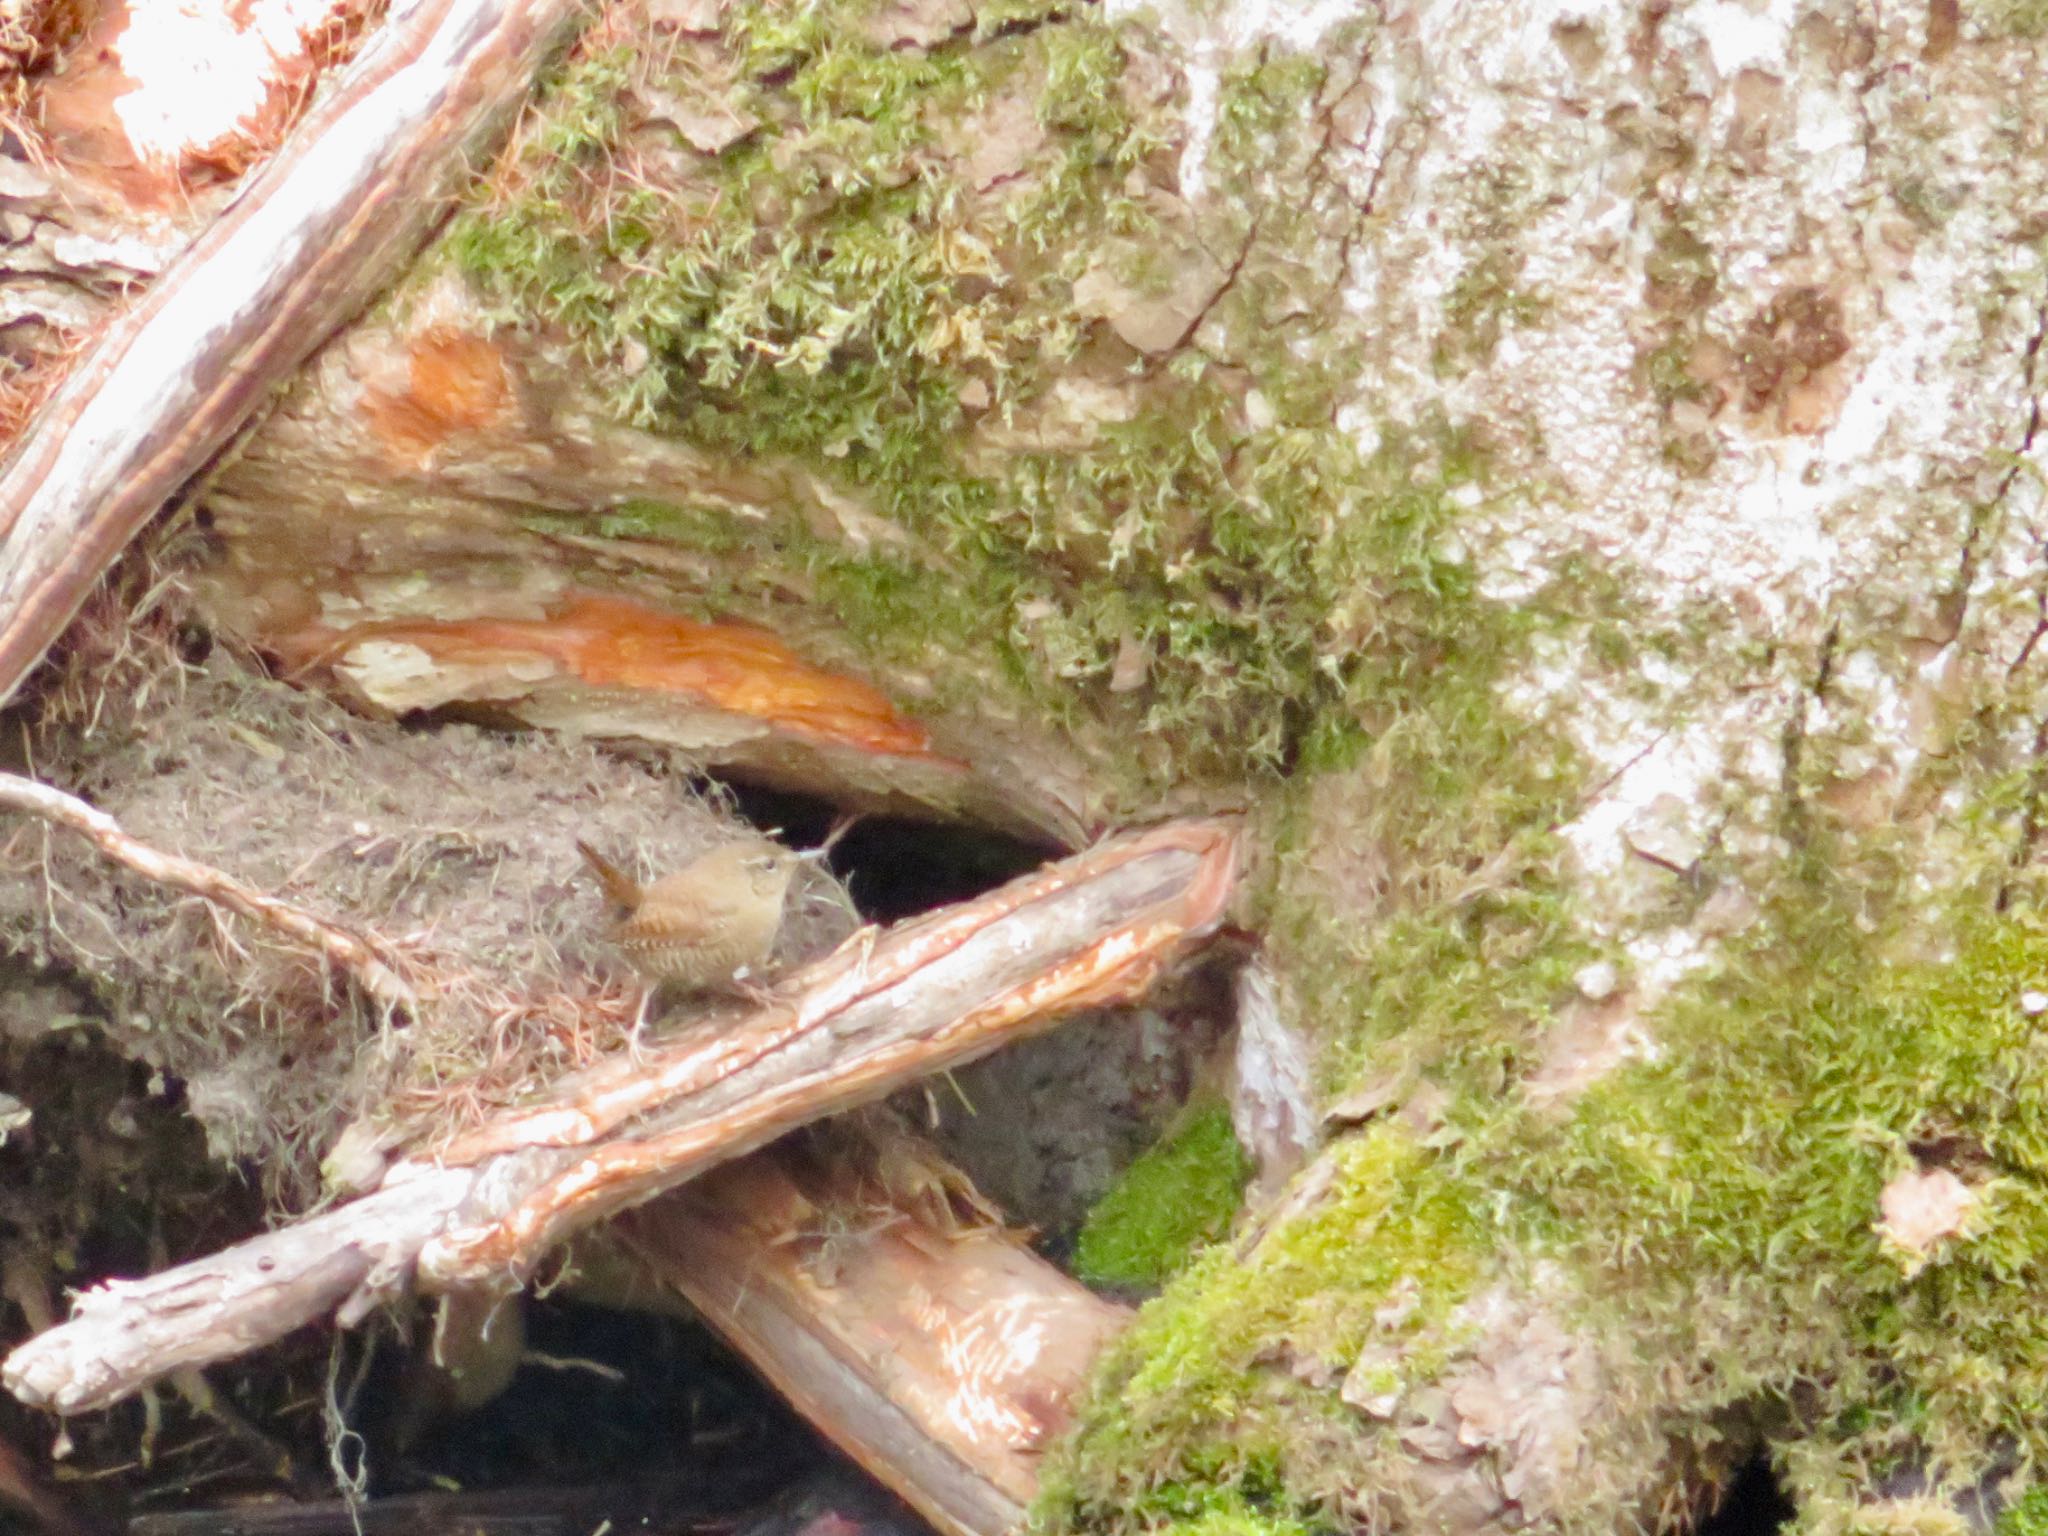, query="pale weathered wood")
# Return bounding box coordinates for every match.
[0,1167,476,1418]
[2,819,1238,1415]
[622,1145,1133,1536]
[417,819,1241,1284]
[0,0,590,703]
